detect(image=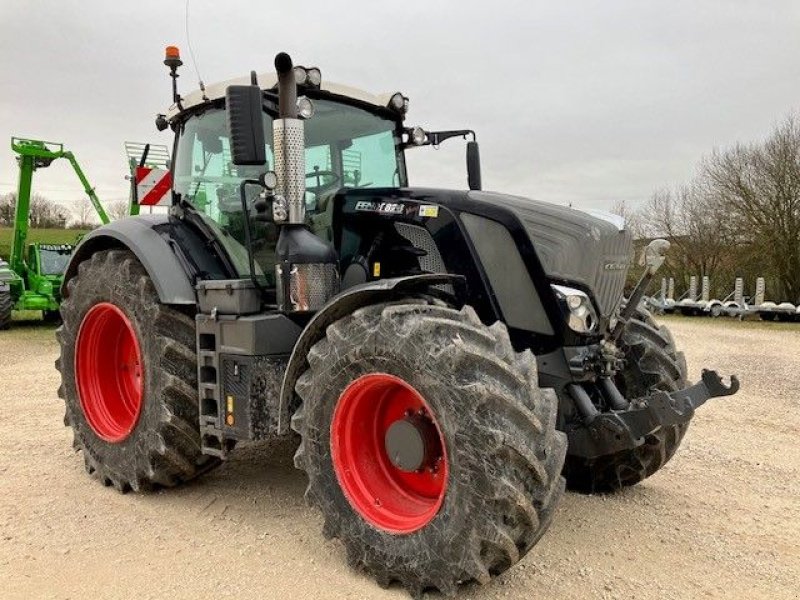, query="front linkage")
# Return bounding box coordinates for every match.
[565,239,739,460]
[568,369,739,459]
